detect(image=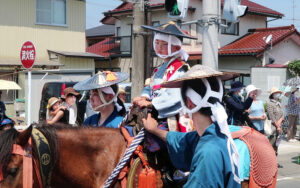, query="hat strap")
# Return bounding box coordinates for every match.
[93,88,118,111]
